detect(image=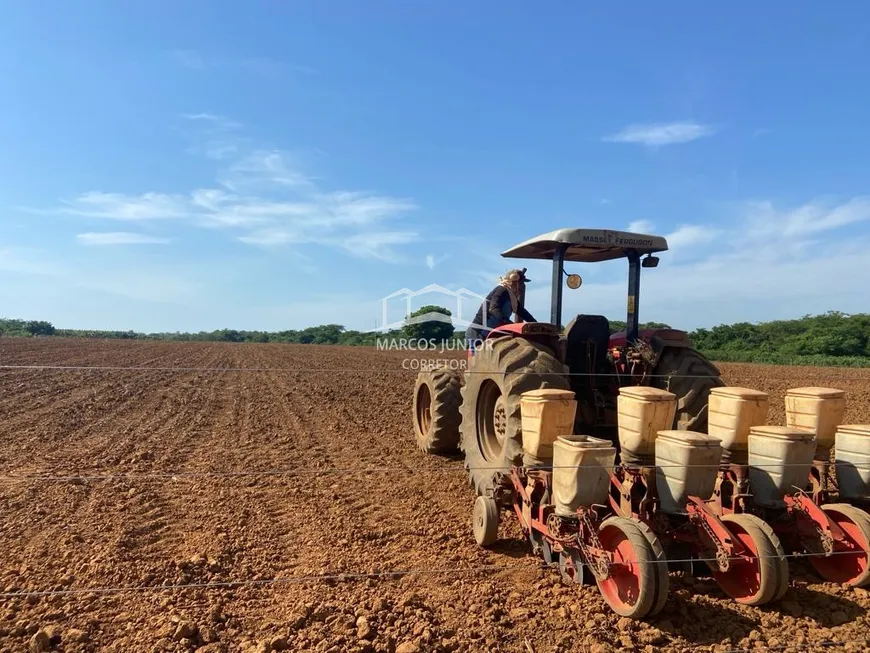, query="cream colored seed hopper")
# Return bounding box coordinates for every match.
[616,386,676,465]
[835,424,870,499]
[748,425,816,507]
[520,389,578,459]
[552,435,616,516]
[707,387,769,464]
[784,387,845,459]
[655,430,722,514]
